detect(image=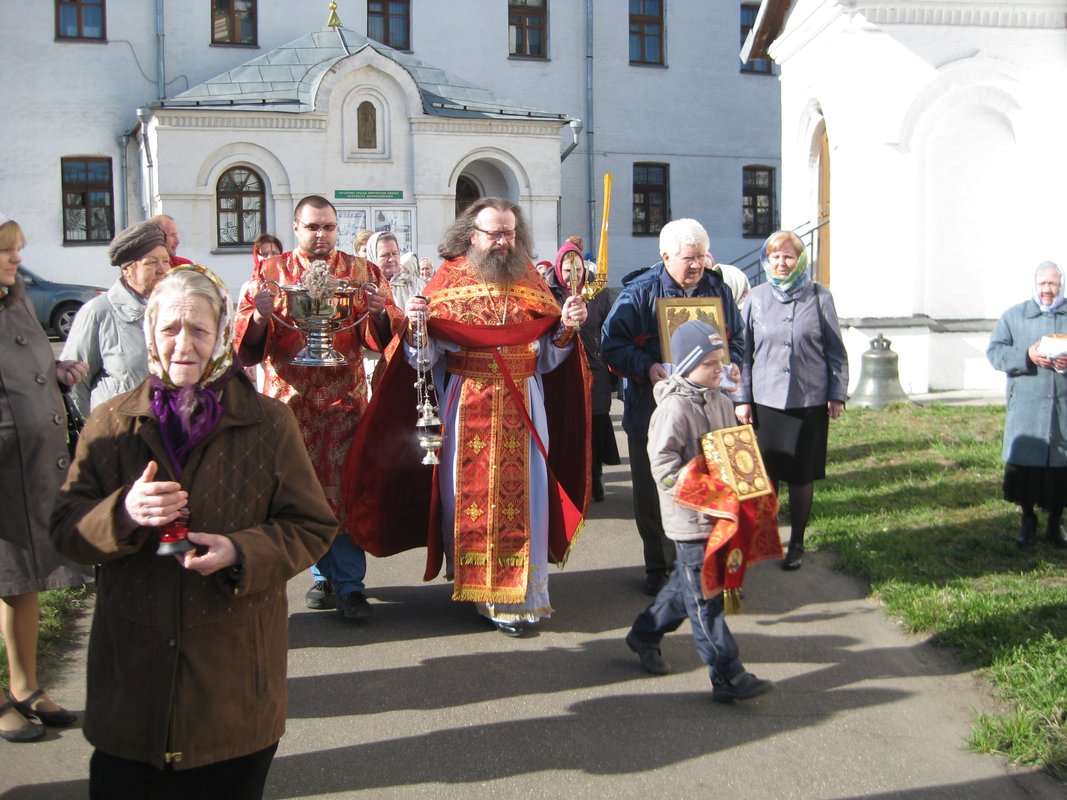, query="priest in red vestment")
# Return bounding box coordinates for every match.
[345,198,592,636]
[235,195,404,621]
